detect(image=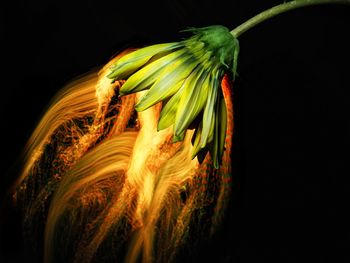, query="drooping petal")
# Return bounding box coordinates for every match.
[157,85,185,131]
[135,80,183,112]
[174,67,210,137]
[191,120,203,159]
[135,55,198,111]
[200,70,219,147]
[108,42,181,80]
[119,48,187,95]
[210,91,221,169]
[209,88,227,169]
[173,130,186,142]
